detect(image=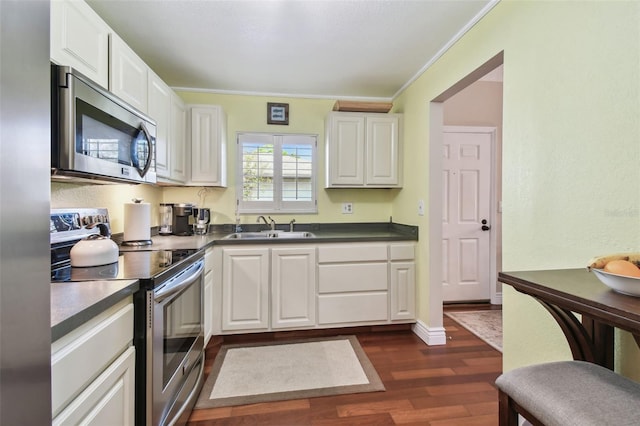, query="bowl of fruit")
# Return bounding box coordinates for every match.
[587,253,640,296]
